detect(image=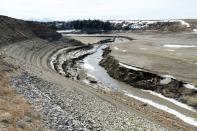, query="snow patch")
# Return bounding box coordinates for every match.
[161,75,175,79]
[142,90,196,112]
[169,20,190,28]
[179,20,190,28]
[140,48,147,50]
[167,49,175,52]
[84,60,95,71]
[122,50,127,52]
[114,46,119,50]
[49,58,55,70]
[164,45,197,48]
[160,77,172,85]
[108,19,190,30]
[57,29,80,33]
[82,79,89,84]
[86,73,97,80]
[184,84,197,91]
[124,92,197,127]
[119,63,142,71]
